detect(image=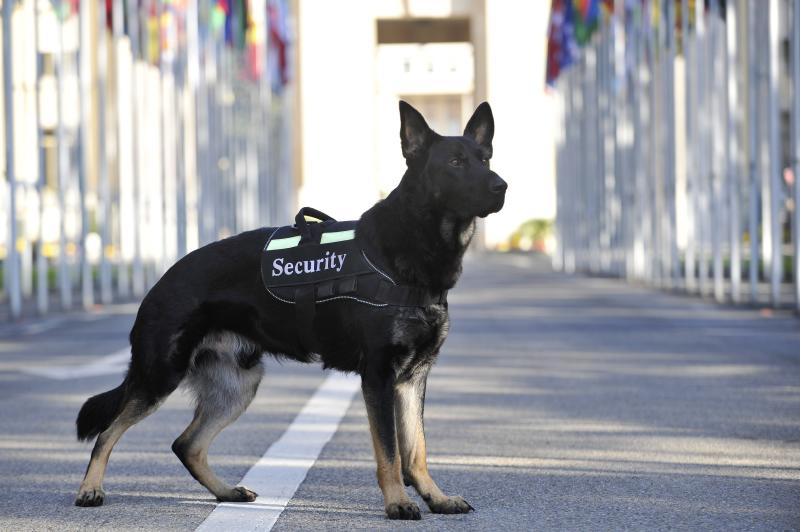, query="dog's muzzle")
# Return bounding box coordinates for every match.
[490,176,508,196]
[479,176,507,217]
